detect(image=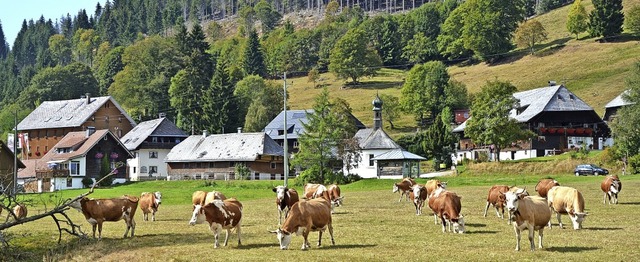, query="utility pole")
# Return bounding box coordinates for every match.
[283,72,289,187]
[13,110,18,196]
